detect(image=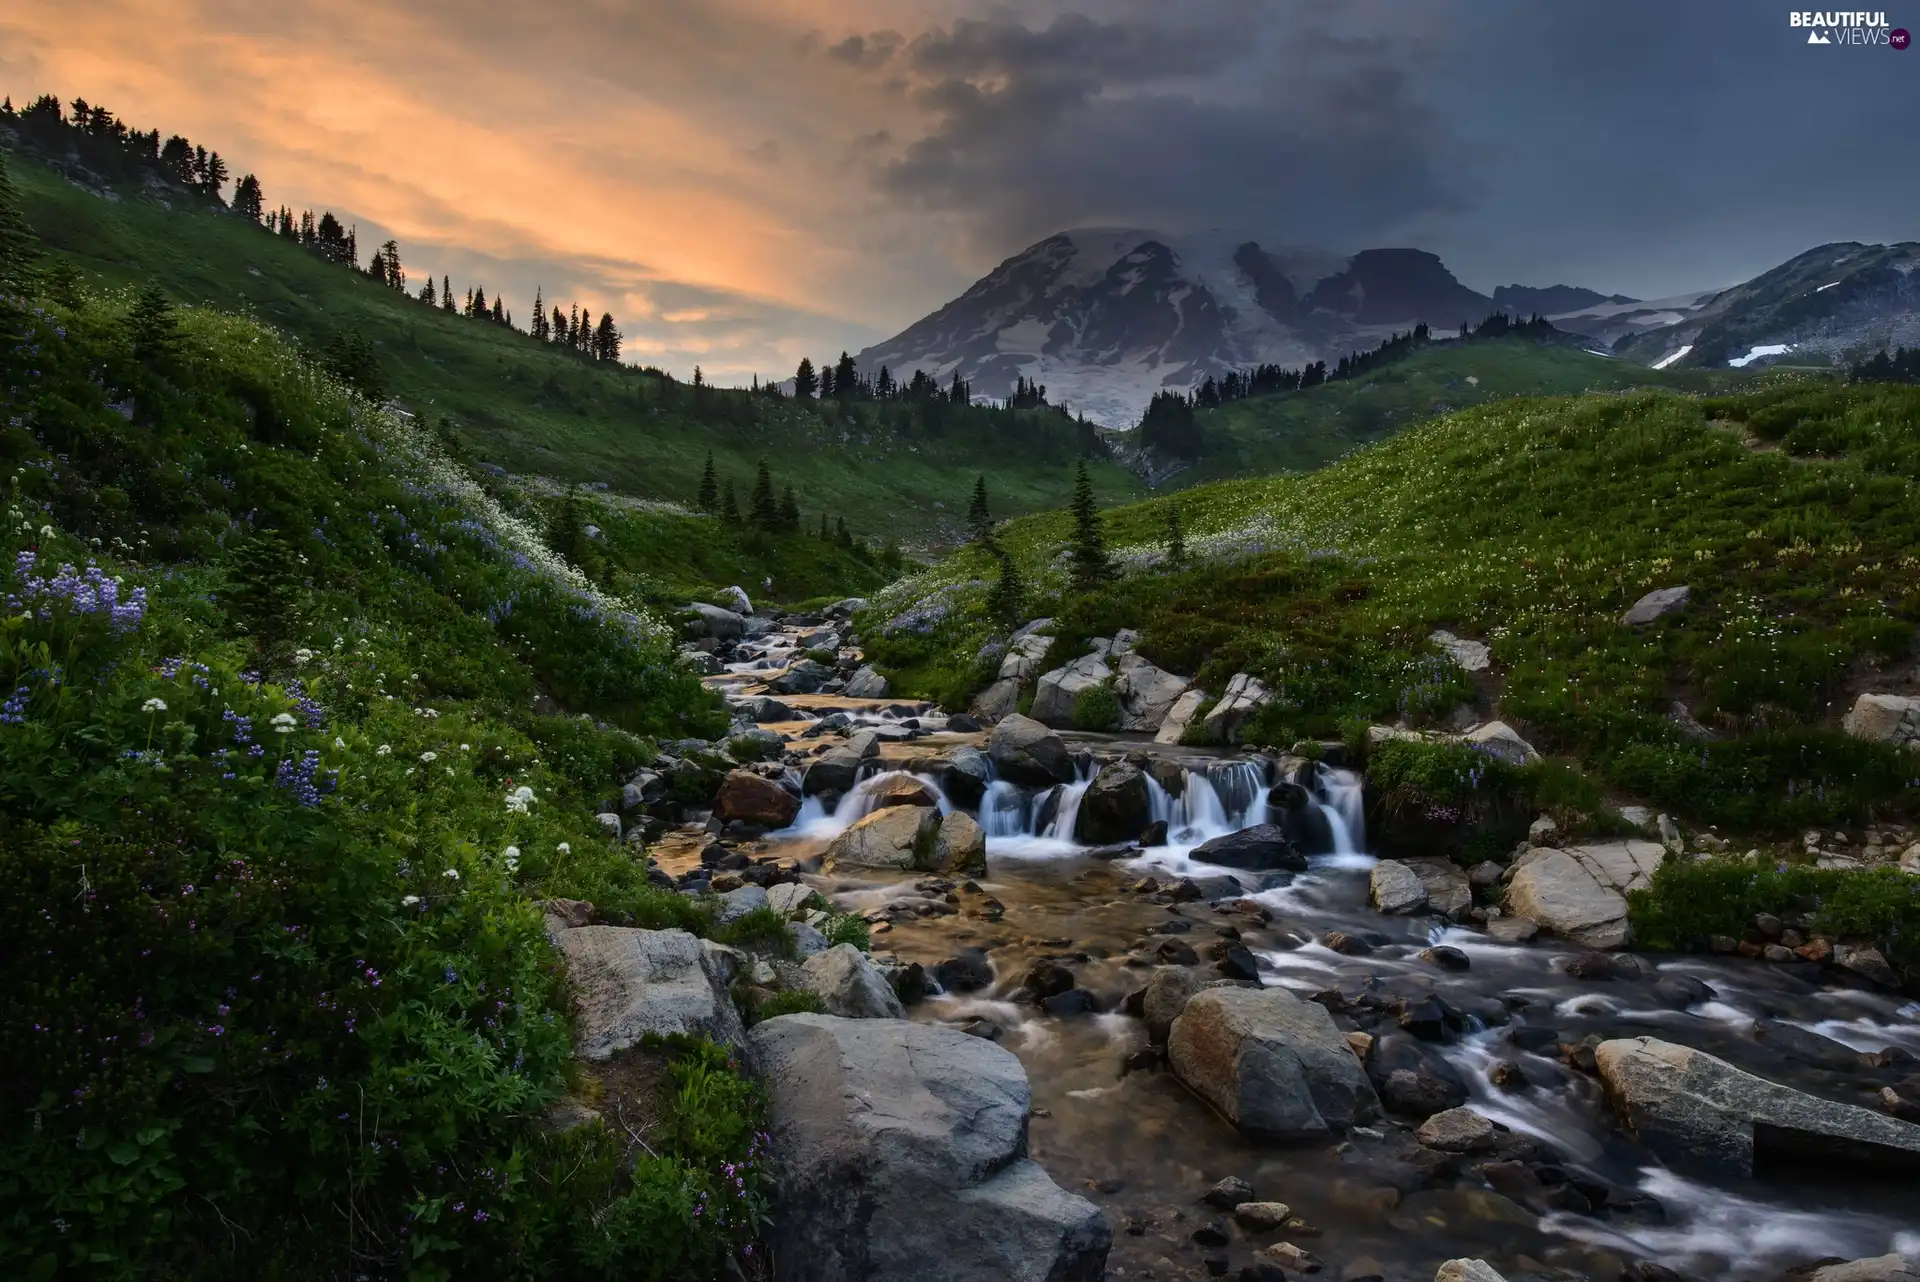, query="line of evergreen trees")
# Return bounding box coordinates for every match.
[692,451,846,543]
[1849,346,1920,385]
[1,94,231,201]
[778,352,976,406]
